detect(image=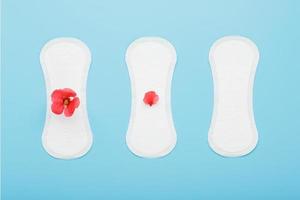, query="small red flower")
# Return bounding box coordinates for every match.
[143,91,159,106]
[51,88,80,117]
